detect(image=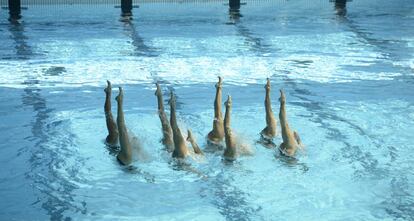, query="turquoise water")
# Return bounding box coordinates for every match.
[0,0,413,220]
